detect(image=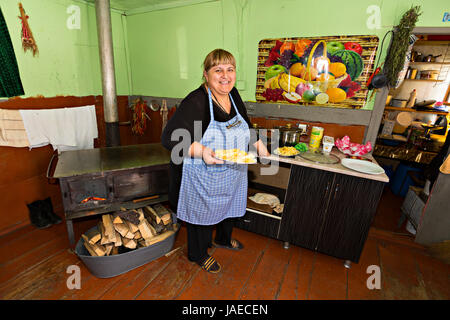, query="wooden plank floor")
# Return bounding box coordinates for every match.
[0,215,449,300]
